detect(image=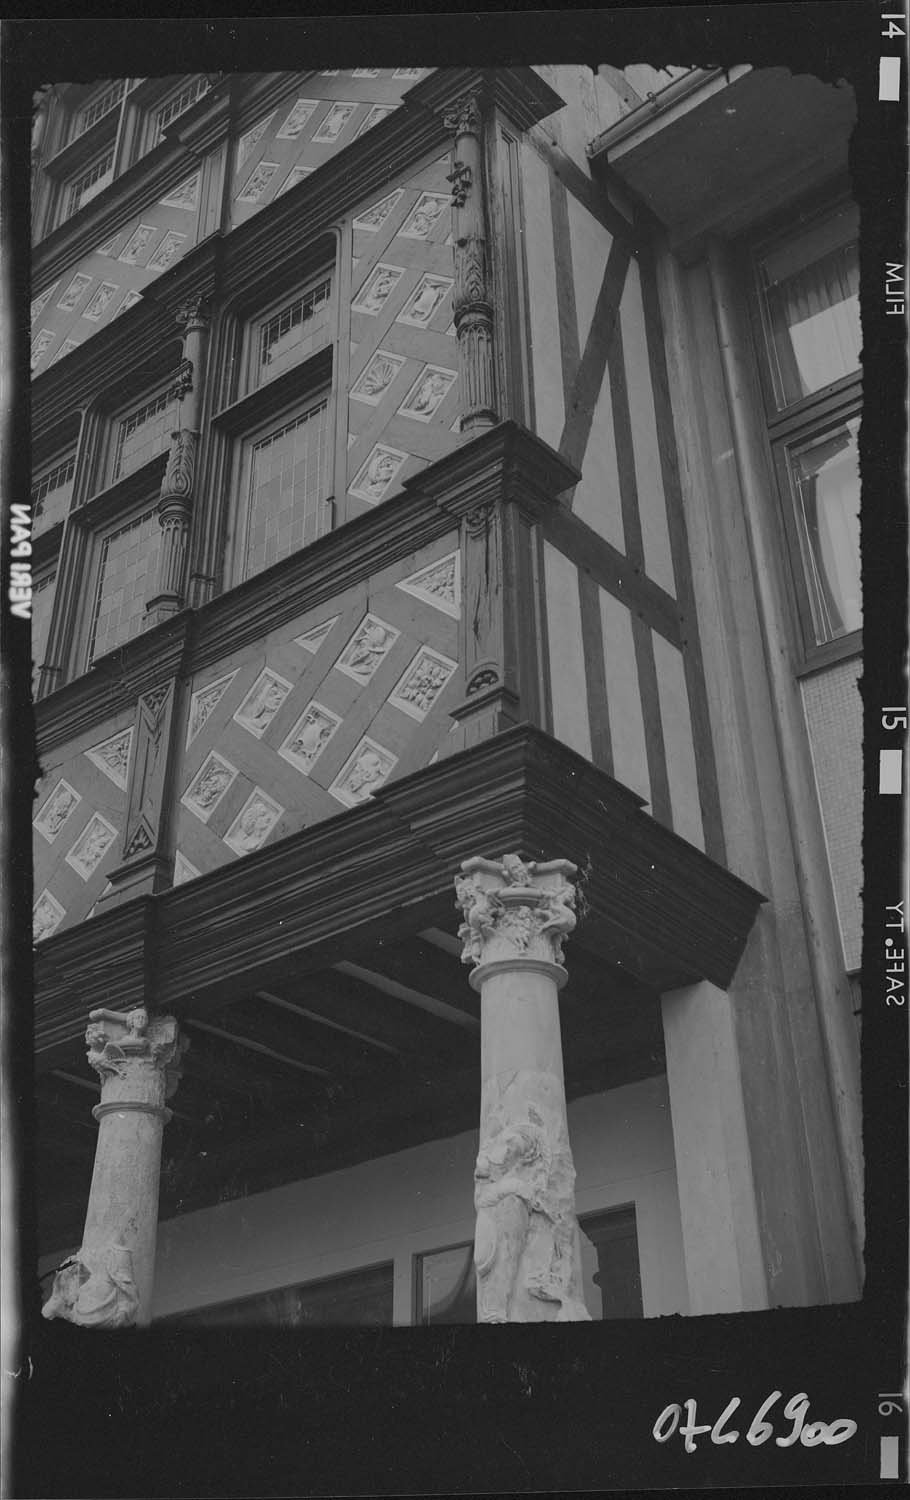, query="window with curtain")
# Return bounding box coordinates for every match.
[752,198,862,663]
[757,203,860,409]
[785,416,861,643]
